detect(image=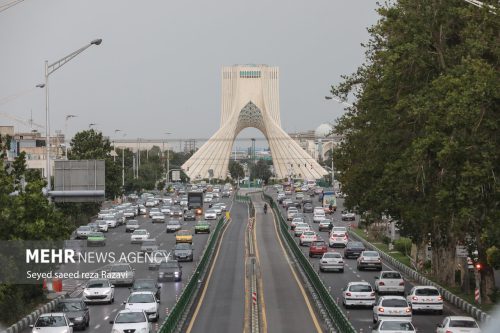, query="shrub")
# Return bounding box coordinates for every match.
[394,237,412,254]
